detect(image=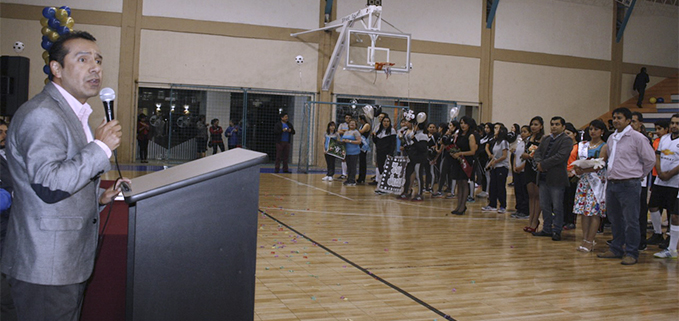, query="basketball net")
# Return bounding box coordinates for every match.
[374,62,395,78]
